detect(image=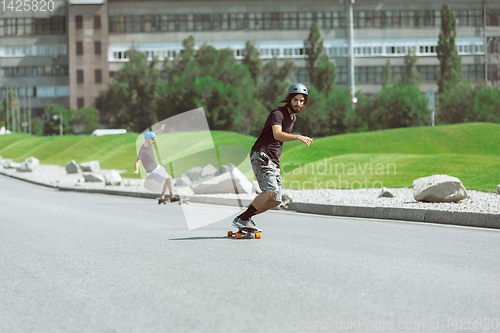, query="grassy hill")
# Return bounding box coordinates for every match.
[280,122,500,192]
[0,123,498,192]
[0,131,256,179]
